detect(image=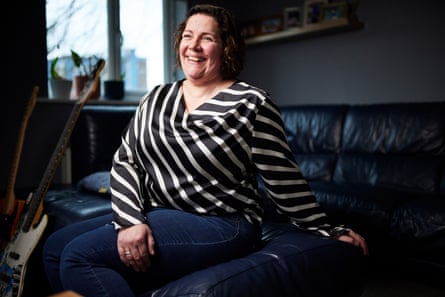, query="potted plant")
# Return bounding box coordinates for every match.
[48,57,73,99]
[104,72,125,100]
[70,50,103,99]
